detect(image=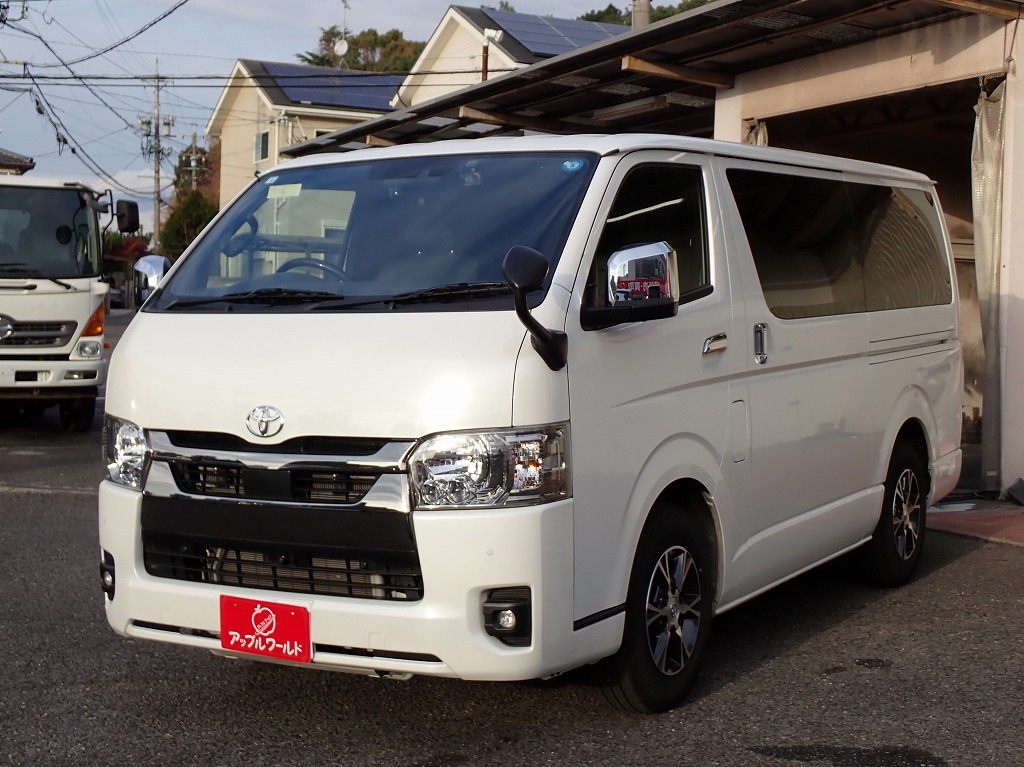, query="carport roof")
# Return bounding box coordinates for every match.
[283,0,1023,156]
